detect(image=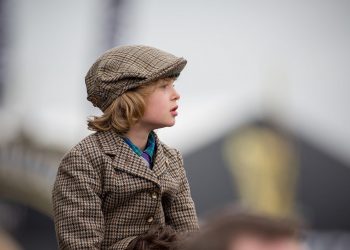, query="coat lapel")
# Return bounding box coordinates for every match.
[95,129,166,185]
[152,133,168,178]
